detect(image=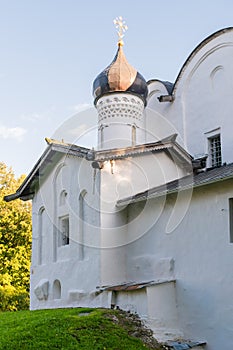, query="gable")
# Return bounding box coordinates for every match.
[4,139,91,202]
